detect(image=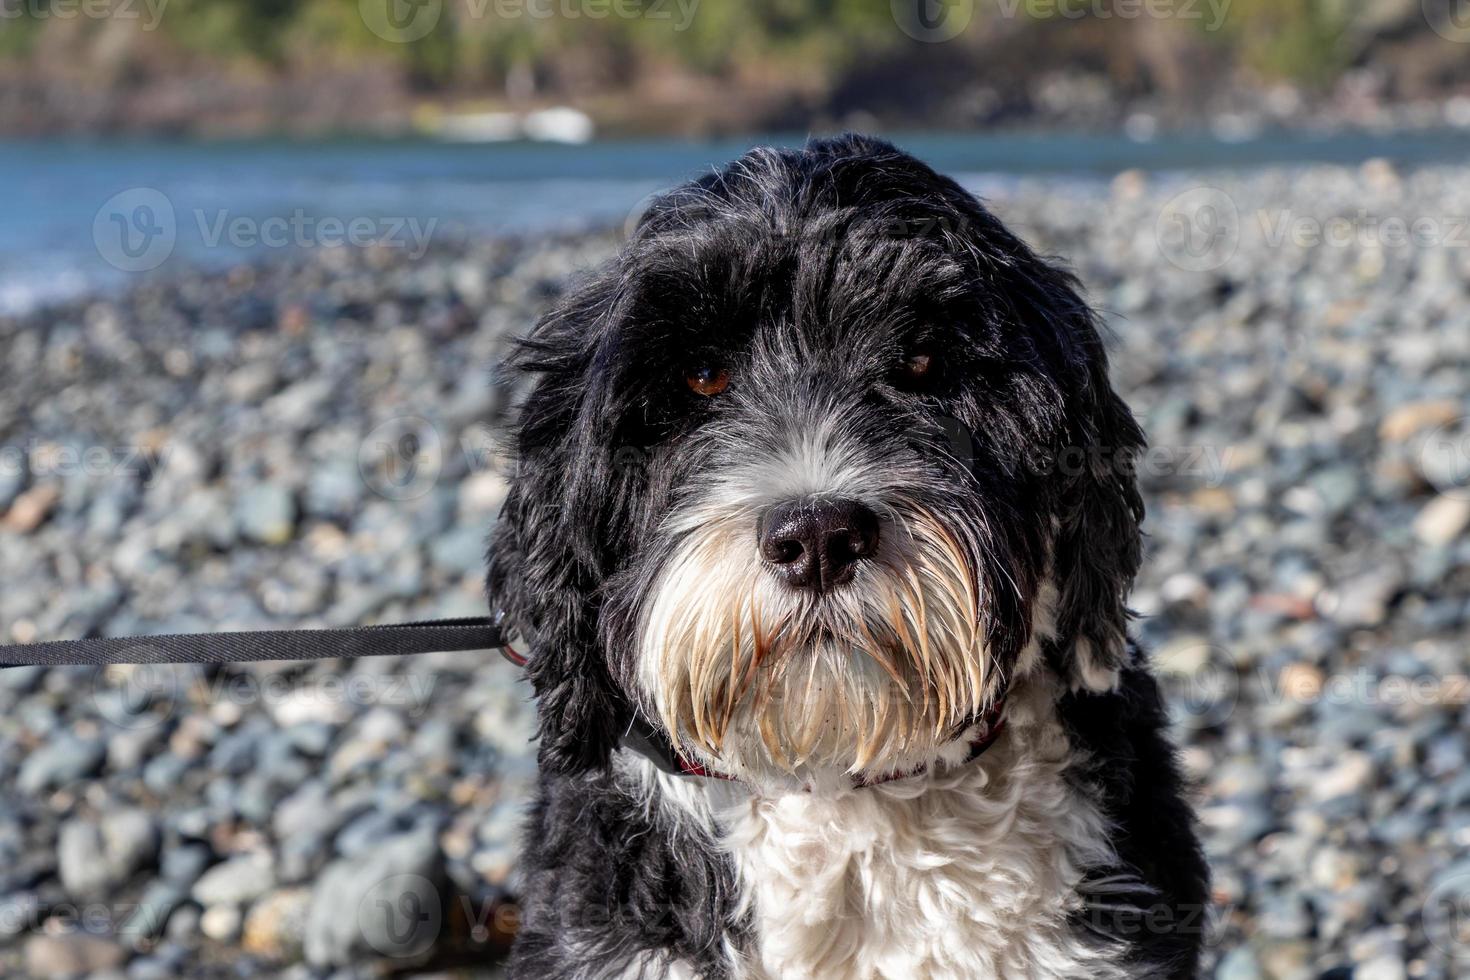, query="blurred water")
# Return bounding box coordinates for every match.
[6,128,1470,315]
